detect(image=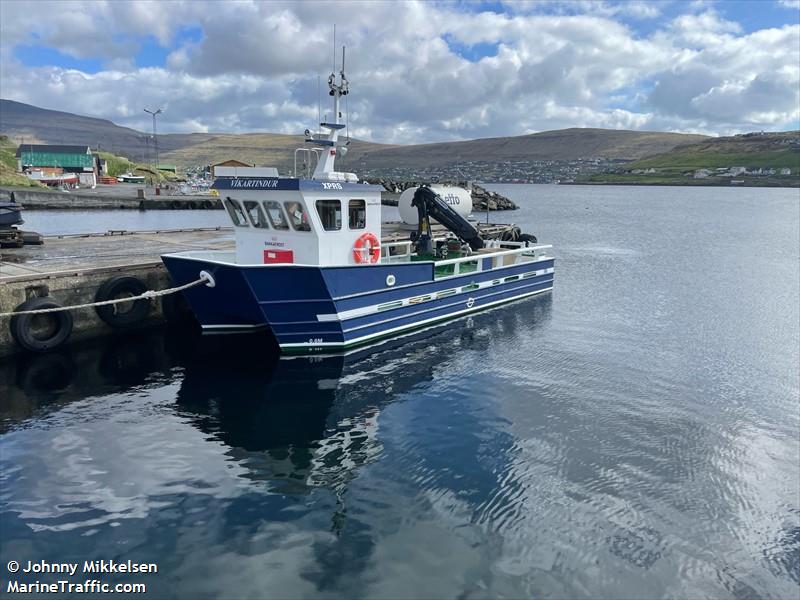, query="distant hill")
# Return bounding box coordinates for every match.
[161,128,709,172]
[346,128,709,169]
[1,98,711,173]
[0,99,393,171]
[159,128,709,173]
[0,99,216,162]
